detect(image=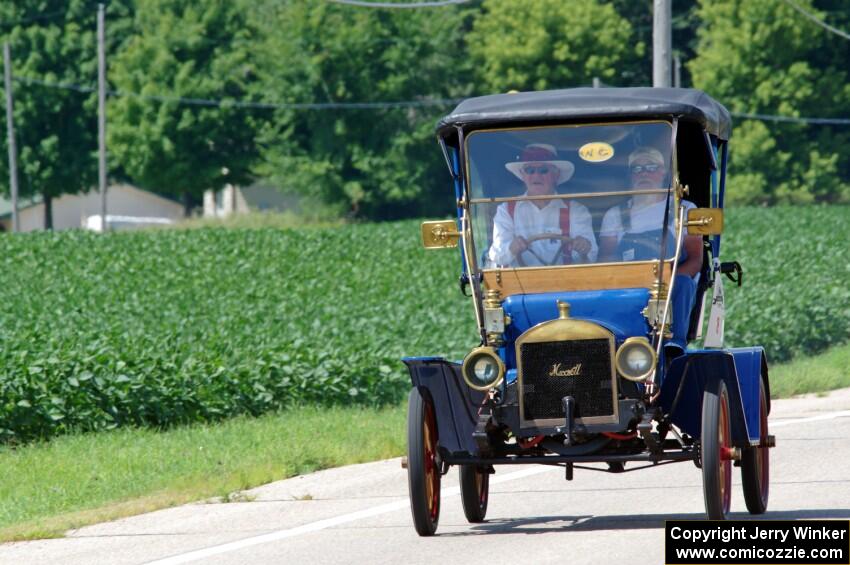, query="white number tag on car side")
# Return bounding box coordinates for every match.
[703,267,725,348]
